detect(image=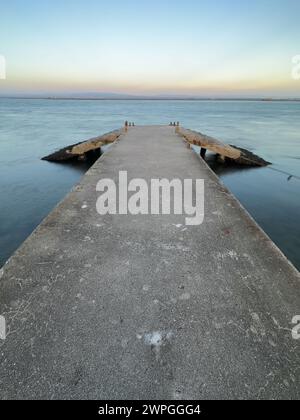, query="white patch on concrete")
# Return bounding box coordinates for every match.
[144,332,163,347]
[250,312,266,337]
[0,315,6,340]
[242,253,255,265]
[81,203,88,209]
[250,325,258,335]
[271,316,280,328]
[271,316,291,333]
[143,285,150,292]
[228,251,239,260]
[0,268,4,279]
[216,250,239,261]
[173,387,184,399]
[143,331,174,350]
[121,339,128,349]
[176,244,190,252]
[179,292,191,301]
